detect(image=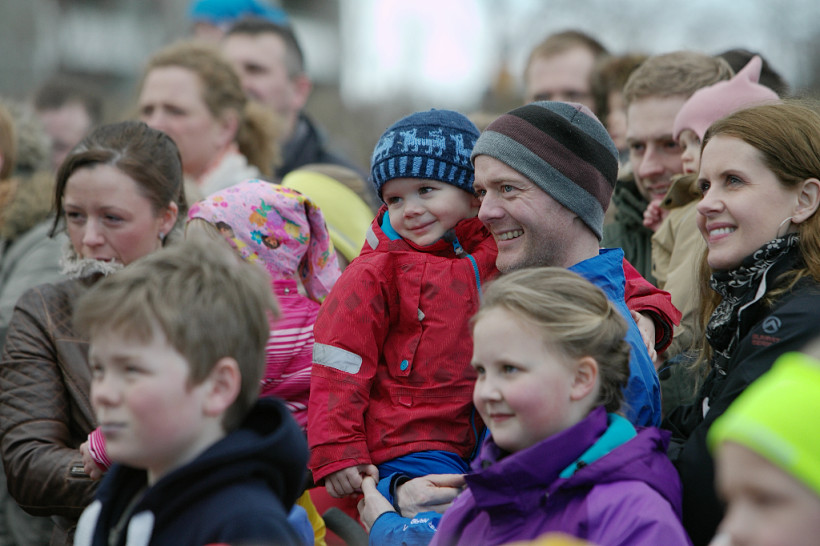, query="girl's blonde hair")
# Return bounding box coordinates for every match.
[474,267,630,413]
